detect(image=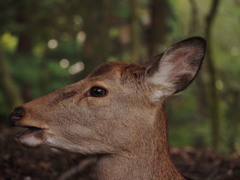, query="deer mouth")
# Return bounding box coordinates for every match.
[15,125,45,147]
[16,126,43,138]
